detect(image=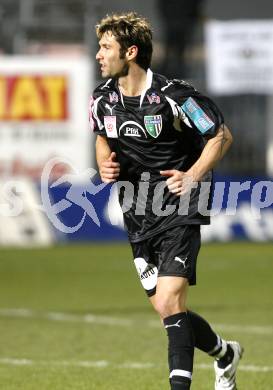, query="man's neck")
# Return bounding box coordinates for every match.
[118,65,148,97]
